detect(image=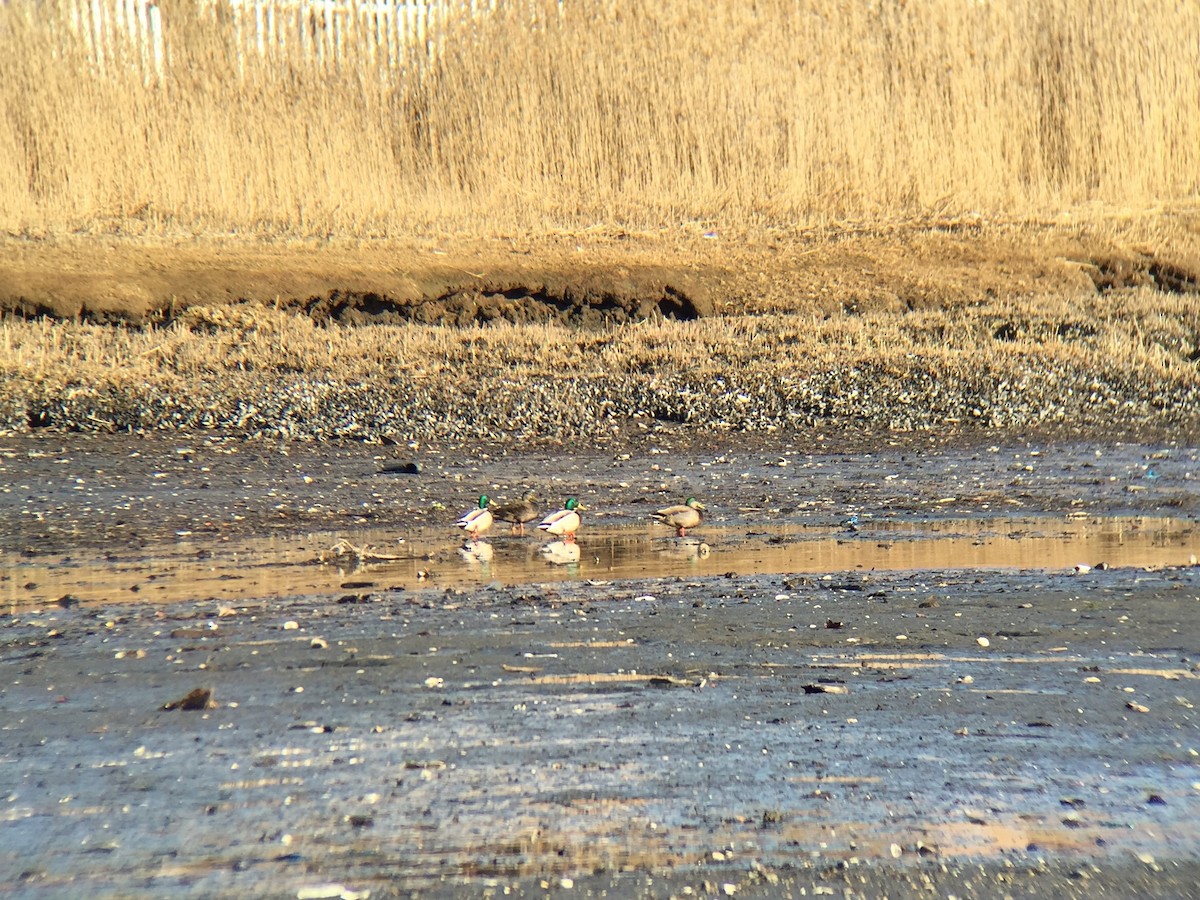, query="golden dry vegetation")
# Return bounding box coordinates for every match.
[1,1,1199,441]
[2,0,1198,234]
[2,275,1197,441]
[4,287,1195,386]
